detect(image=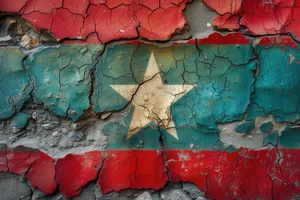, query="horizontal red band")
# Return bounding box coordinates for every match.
[1,145,300,199]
